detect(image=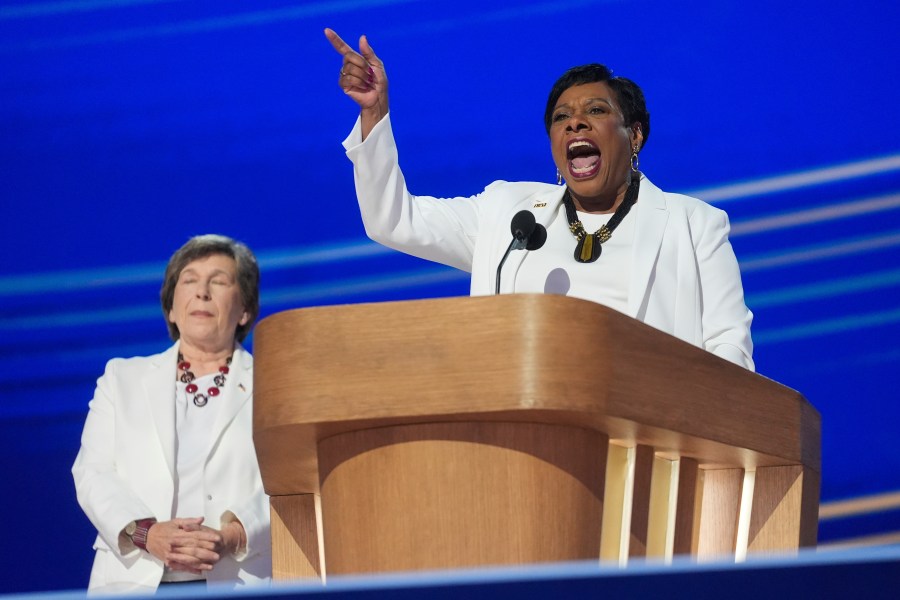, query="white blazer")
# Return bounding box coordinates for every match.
[72,343,271,594]
[344,115,753,370]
